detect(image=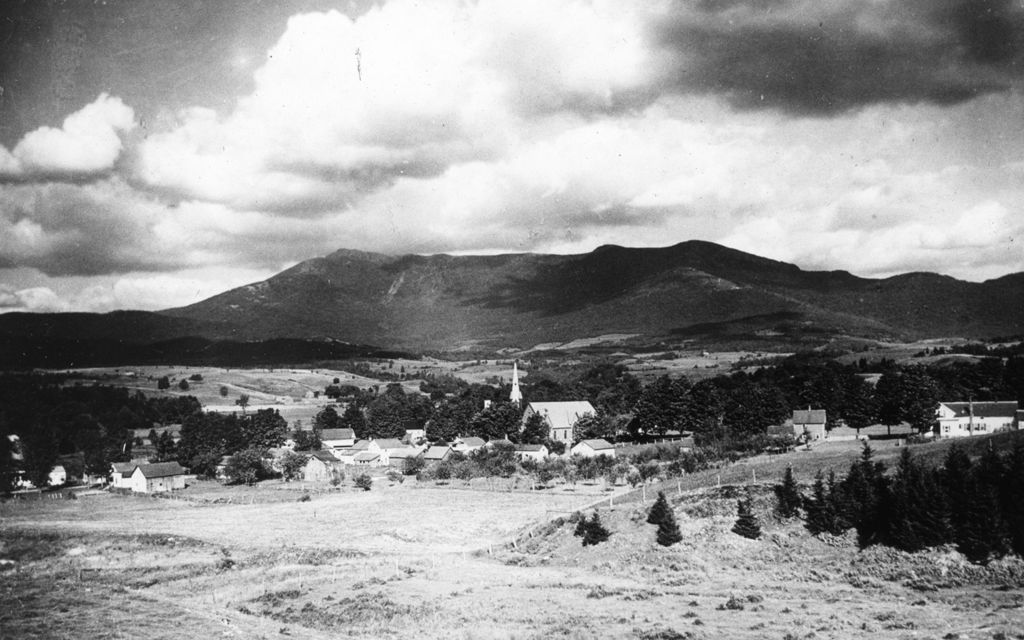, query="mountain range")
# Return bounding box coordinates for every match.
[2,241,1023,364]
